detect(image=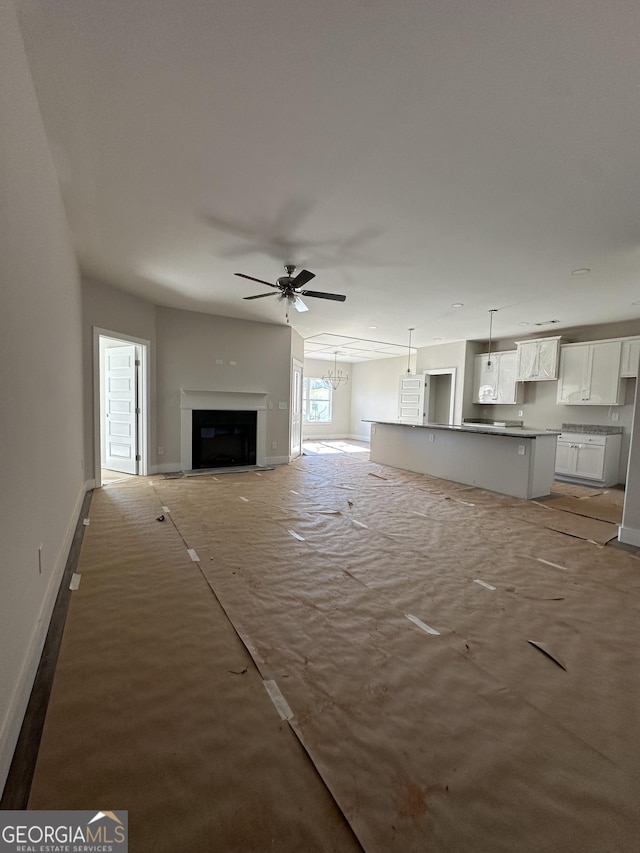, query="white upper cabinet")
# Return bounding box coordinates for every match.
[556,340,623,405]
[473,351,523,404]
[620,337,640,378]
[515,336,561,381]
